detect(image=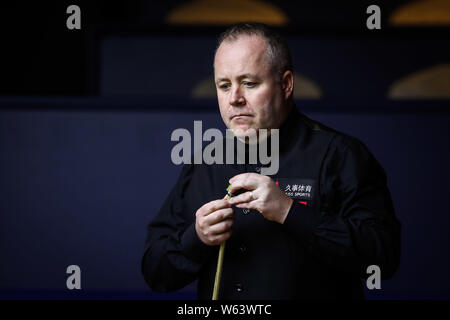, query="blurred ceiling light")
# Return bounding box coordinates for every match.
[192,73,322,99]
[166,0,288,25]
[389,0,450,26]
[292,74,323,99]
[388,64,450,99]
